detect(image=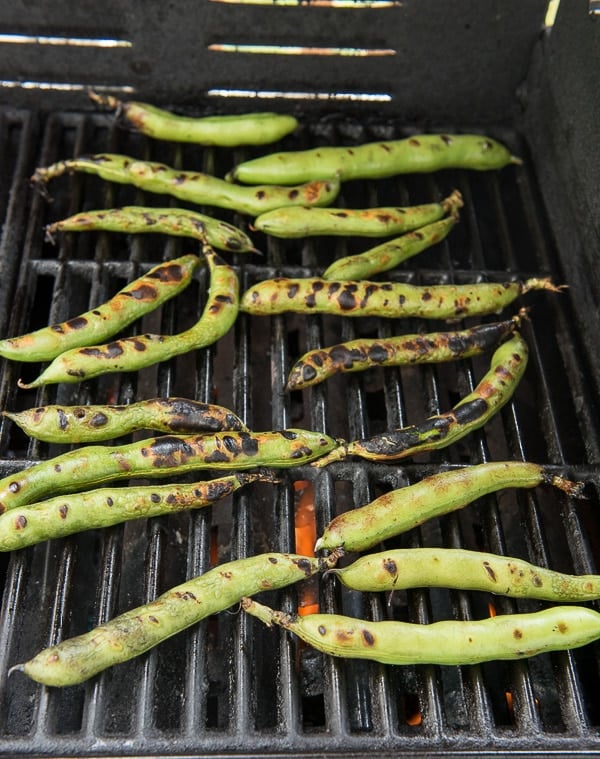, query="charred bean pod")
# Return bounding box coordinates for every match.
[0,471,277,552]
[19,247,238,388]
[242,598,600,667]
[31,154,340,216]
[46,206,258,254]
[90,91,298,147]
[3,398,248,444]
[314,460,583,553]
[287,312,523,391]
[253,190,463,239]
[312,332,529,467]
[0,254,199,363]
[227,133,521,185]
[330,547,600,602]
[0,428,341,512]
[15,551,339,687]
[240,277,561,319]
